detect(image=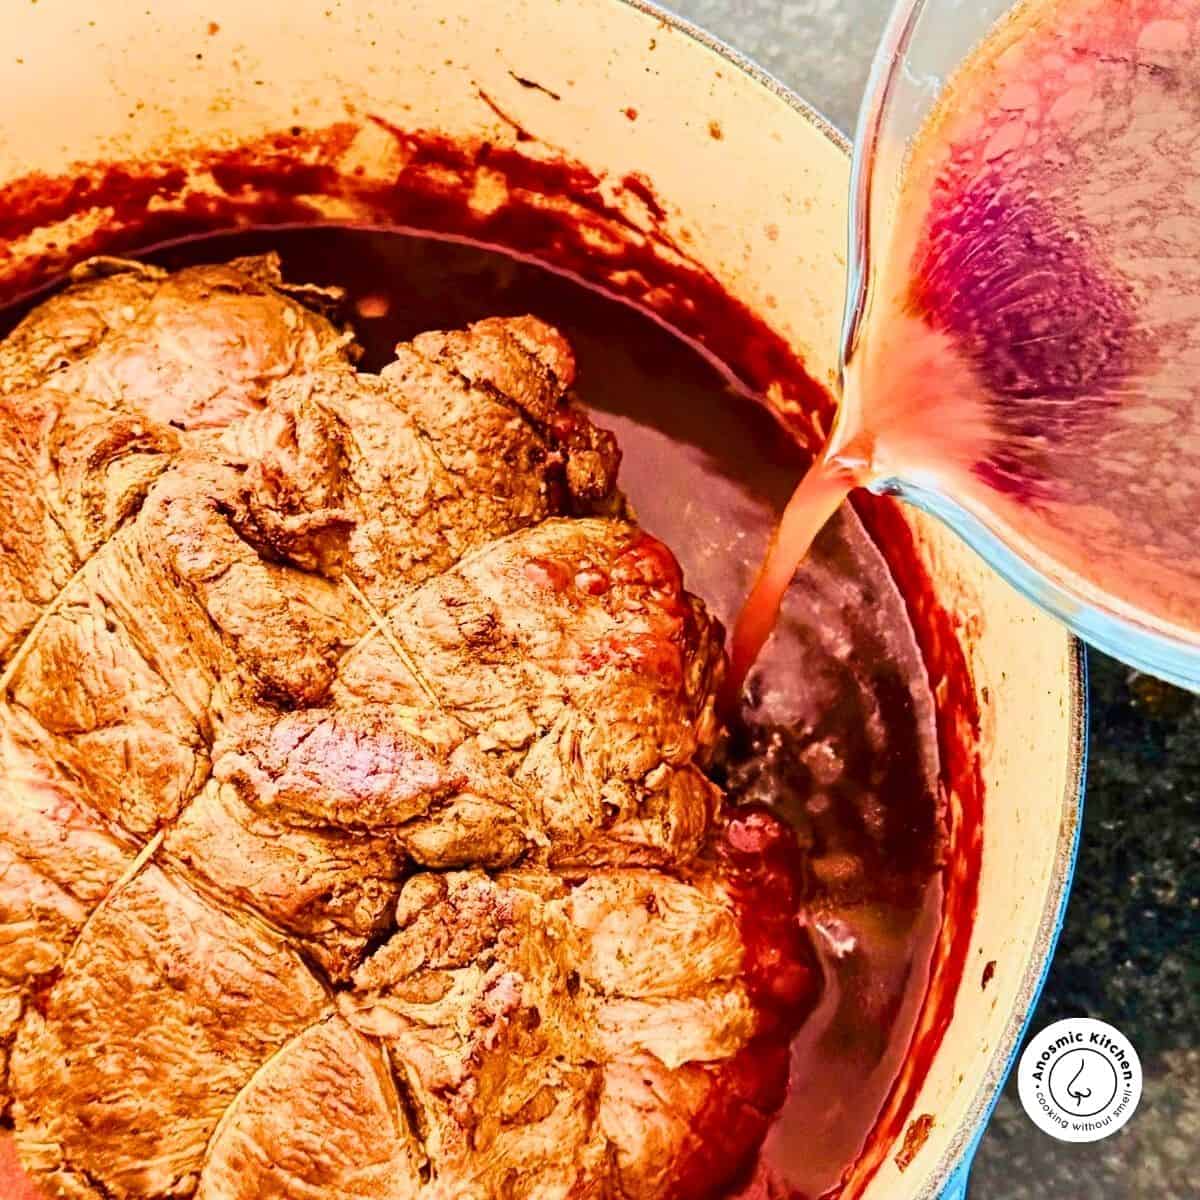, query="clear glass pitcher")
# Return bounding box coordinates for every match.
[837,0,1200,689]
